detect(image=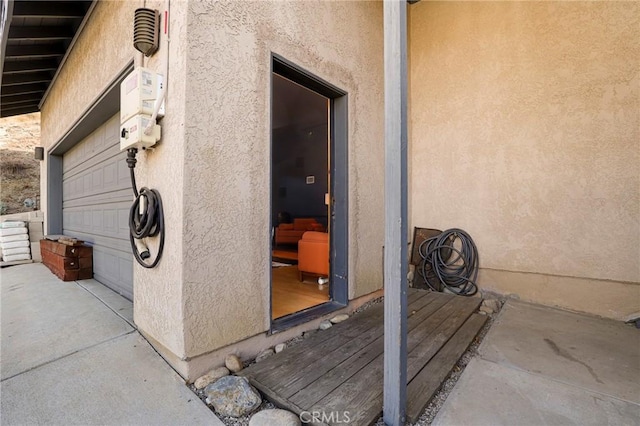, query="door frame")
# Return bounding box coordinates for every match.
[270,54,349,331]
